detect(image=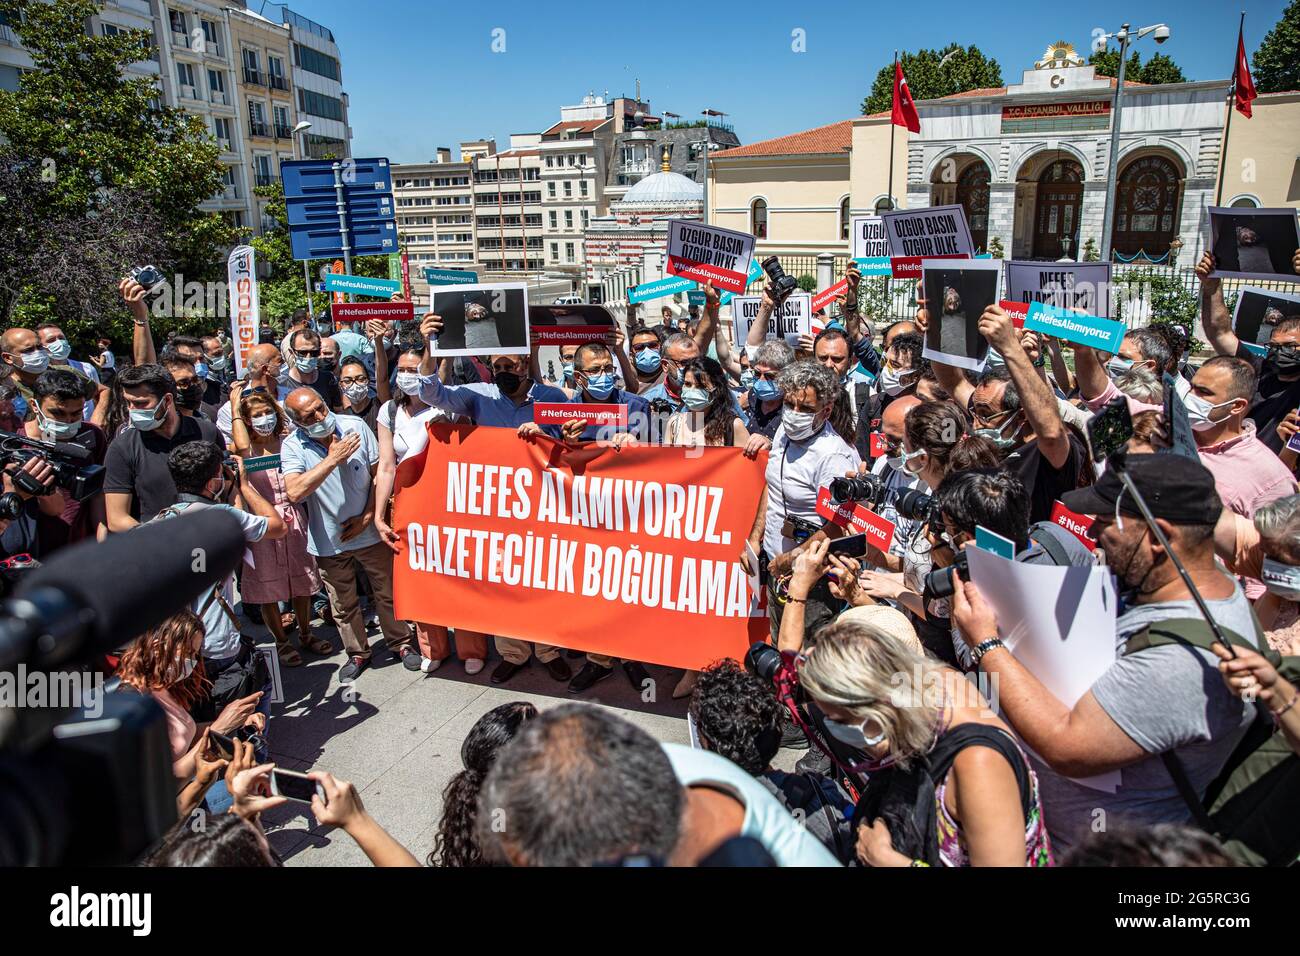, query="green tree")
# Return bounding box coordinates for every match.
[1254,0,1300,93]
[251,182,392,332]
[861,45,1003,115]
[0,0,234,334]
[1090,47,1186,84]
